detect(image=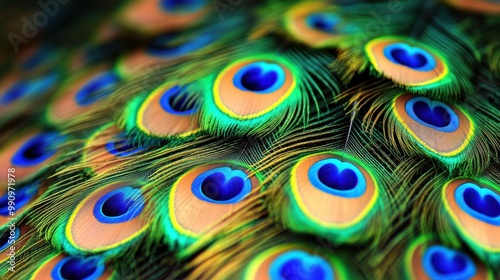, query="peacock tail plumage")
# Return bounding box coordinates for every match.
[0,0,499,279]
